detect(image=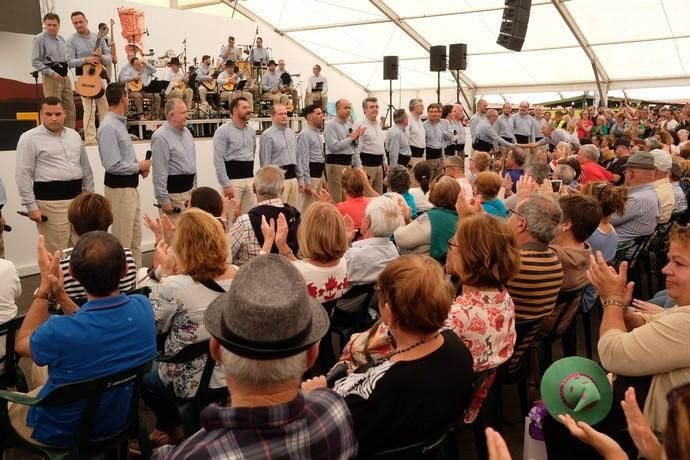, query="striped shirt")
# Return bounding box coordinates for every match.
[506,242,564,321]
[60,248,136,300]
[153,389,358,460]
